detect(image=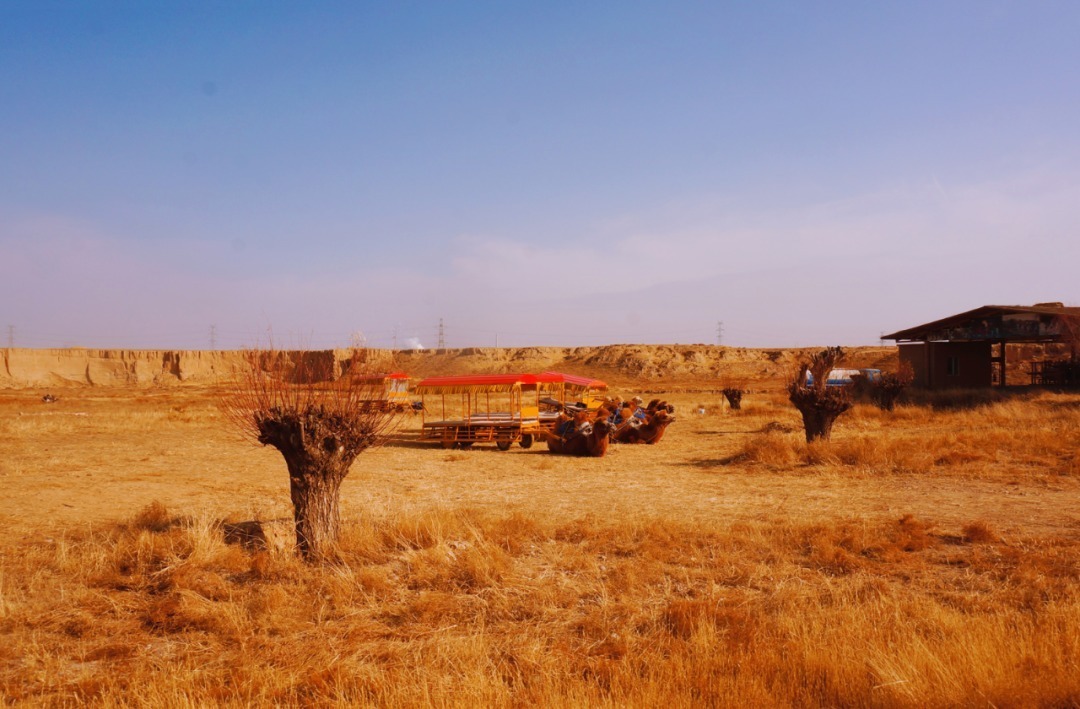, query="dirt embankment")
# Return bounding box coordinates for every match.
[1,348,241,387]
[394,344,897,389]
[0,345,899,389]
